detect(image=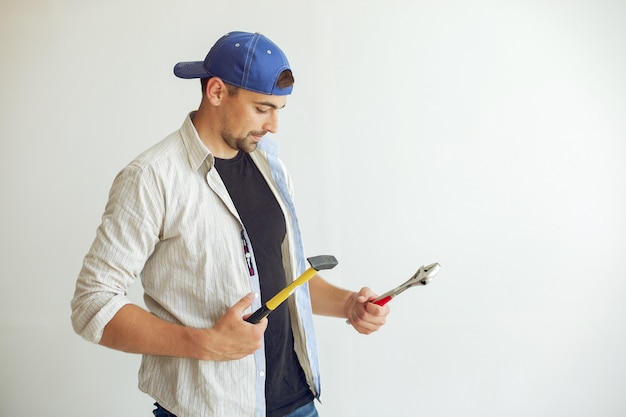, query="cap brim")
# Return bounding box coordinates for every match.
[173,61,212,79]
